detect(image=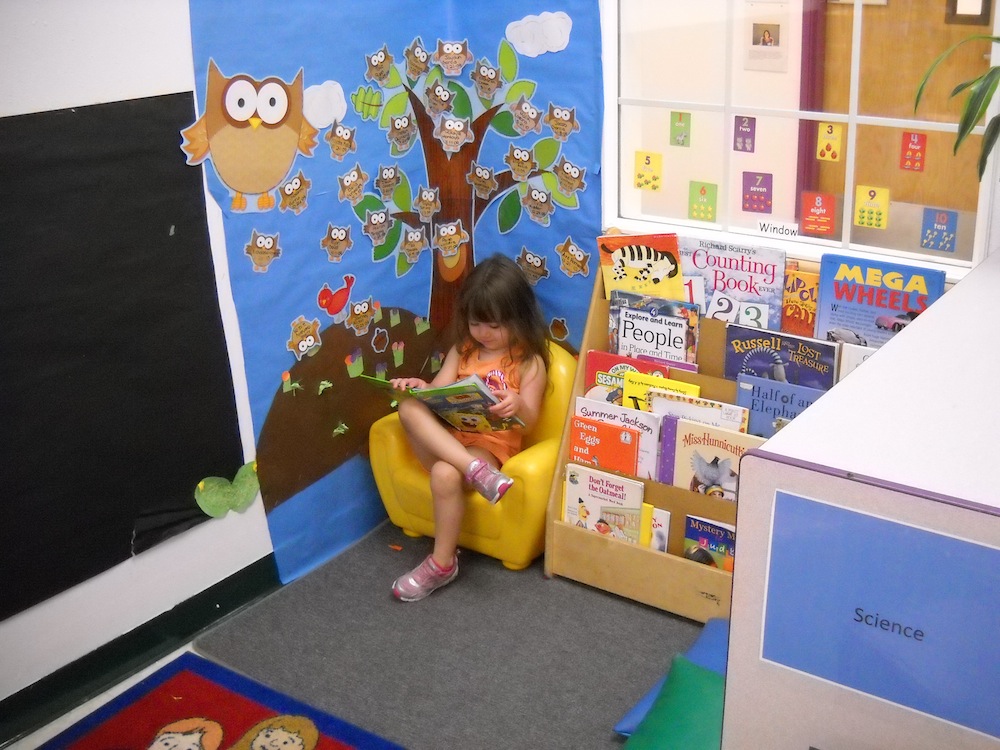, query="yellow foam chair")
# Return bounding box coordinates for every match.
[369,341,576,570]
